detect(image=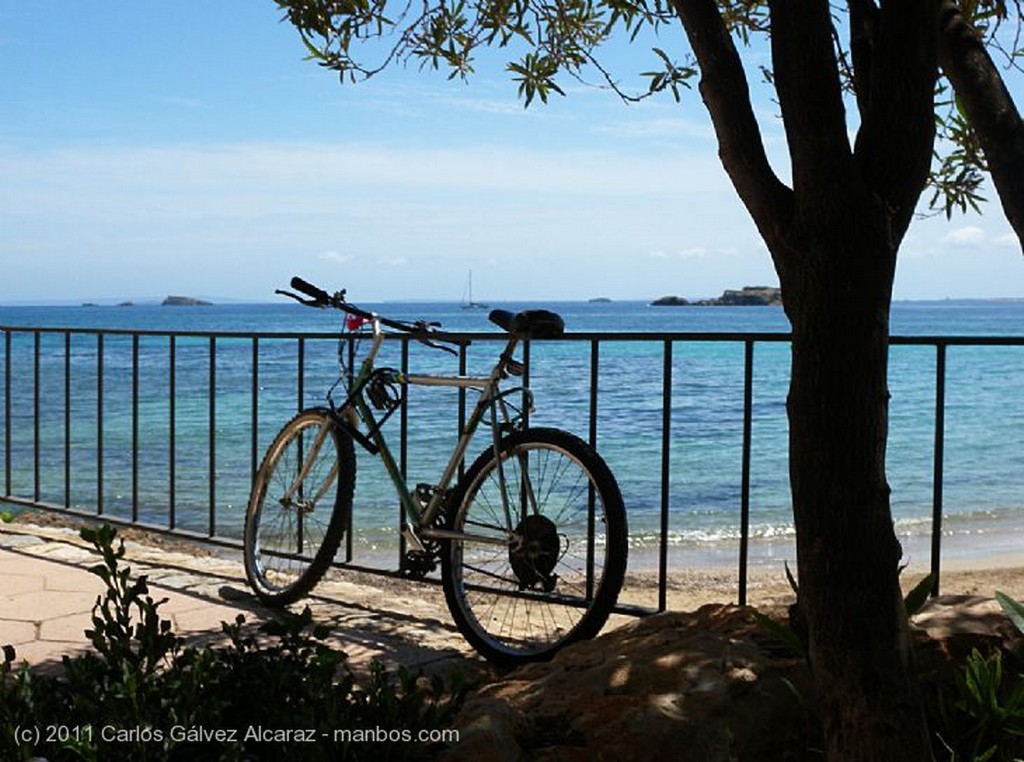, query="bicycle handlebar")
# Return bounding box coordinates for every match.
[281,276,454,343]
[290,276,332,306]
